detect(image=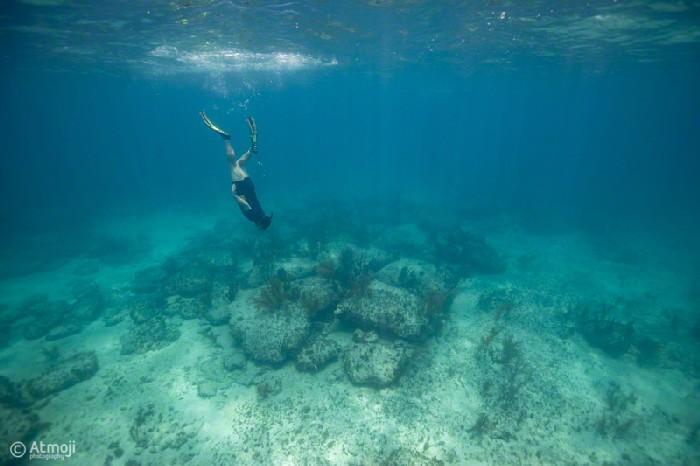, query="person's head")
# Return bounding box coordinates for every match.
[257,214,273,230]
